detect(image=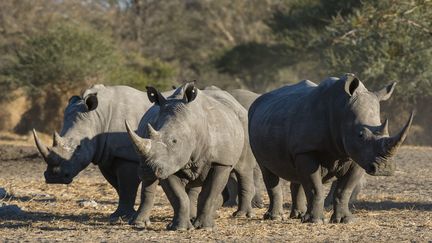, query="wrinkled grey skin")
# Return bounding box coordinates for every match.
[224,89,264,208]
[225,89,365,211]
[126,83,255,230]
[248,74,413,223]
[33,85,172,222]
